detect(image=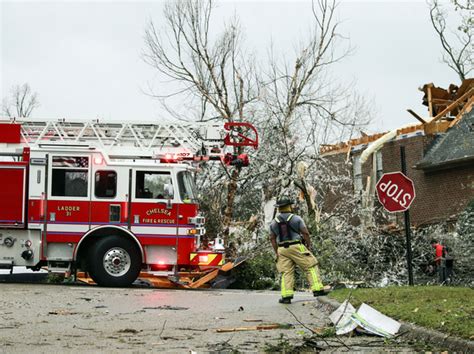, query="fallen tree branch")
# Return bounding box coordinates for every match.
[285,307,330,348]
